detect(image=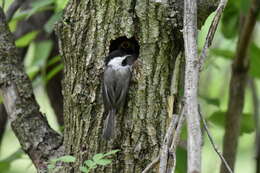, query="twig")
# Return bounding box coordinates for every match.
[141,156,160,173]
[169,106,186,173]
[248,78,260,173]
[6,0,24,22]
[142,103,186,173]
[170,107,185,152]
[198,106,233,173]
[159,114,180,173]
[199,0,228,71]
